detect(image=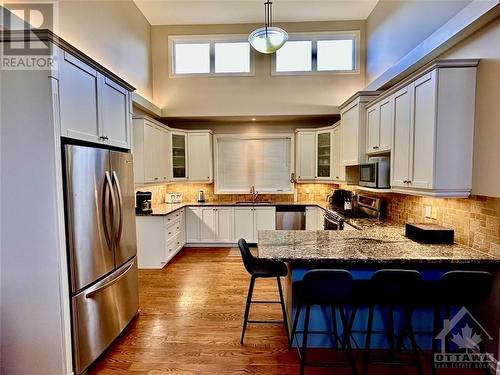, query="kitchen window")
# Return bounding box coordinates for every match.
[169,35,254,77]
[214,135,294,194]
[273,31,359,75]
